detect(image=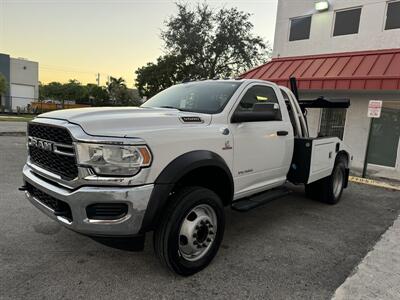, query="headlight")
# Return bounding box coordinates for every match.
[76,143,152,176]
